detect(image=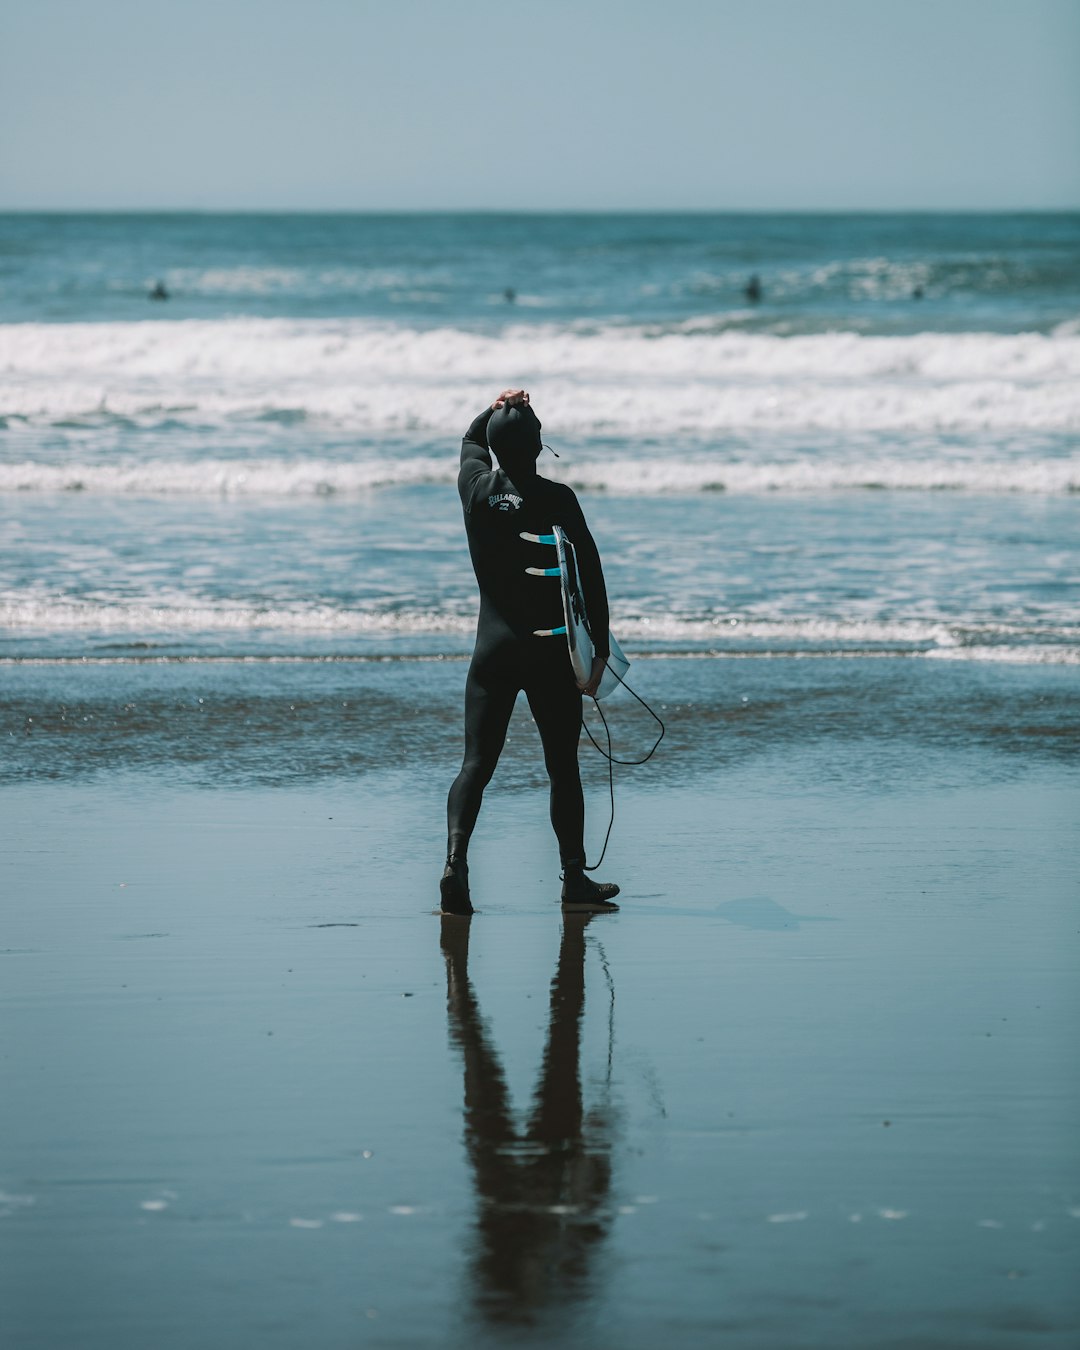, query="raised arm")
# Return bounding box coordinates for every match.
[458,391,530,512]
[458,407,495,511]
